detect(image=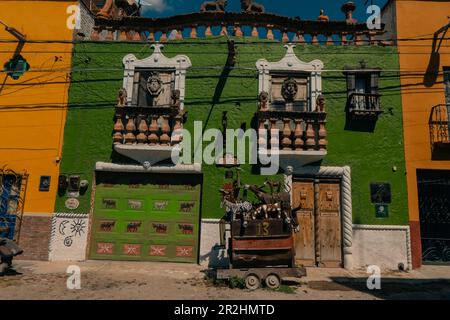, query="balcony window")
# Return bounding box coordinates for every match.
[444,67,450,105]
[112,44,192,166]
[430,104,450,159]
[255,45,327,171]
[344,60,382,119]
